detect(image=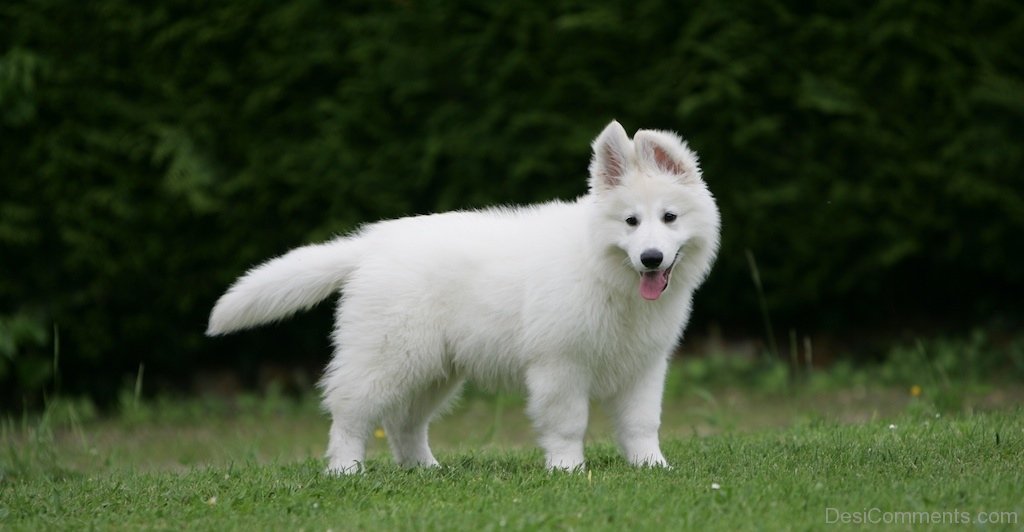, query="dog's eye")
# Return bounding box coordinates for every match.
[662,212,677,223]
[625,216,639,227]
